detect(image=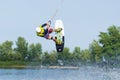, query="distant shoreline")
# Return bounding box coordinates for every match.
[0,61,79,69]
[0,65,79,70]
[41,66,79,69]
